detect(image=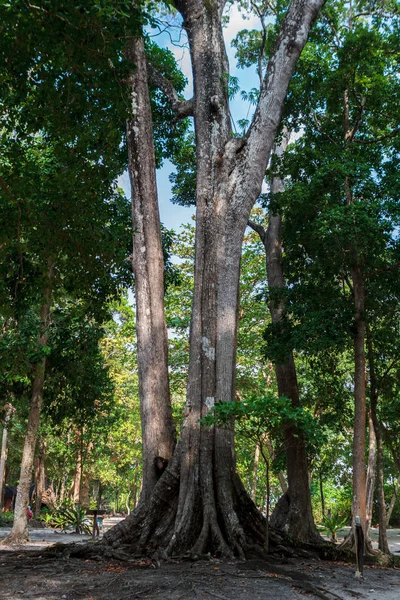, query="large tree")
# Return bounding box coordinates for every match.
[101,0,326,557]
